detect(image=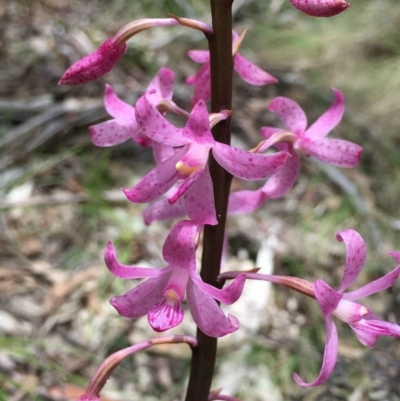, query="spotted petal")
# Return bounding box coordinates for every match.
[336,229,367,293]
[268,97,307,135]
[123,146,187,203]
[234,53,278,86]
[212,142,288,181]
[183,100,215,146]
[135,90,186,146]
[147,67,175,102]
[183,166,217,225]
[89,84,139,146]
[296,137,362,168]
